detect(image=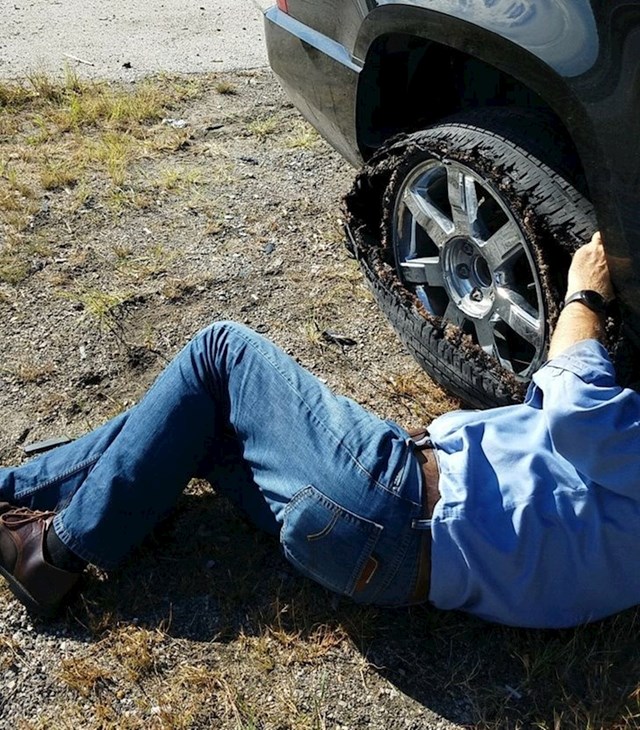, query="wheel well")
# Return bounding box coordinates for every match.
[357,34,587,190]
